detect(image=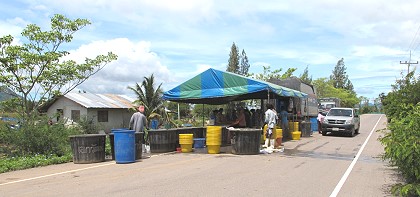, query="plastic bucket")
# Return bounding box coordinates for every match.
[114,130,136,164]
[180,144,192,152]
[207,145,220,154]
[293,122,299,132]
[291,131,301,140]
[179,134,193,153]
[276,128,283,138]
[206,126,222,146]
[193,138,205,148]
[179,134,193,144]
